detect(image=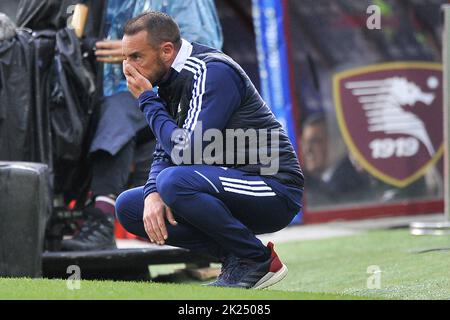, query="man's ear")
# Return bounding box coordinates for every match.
[161,42,175,63]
